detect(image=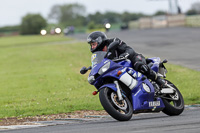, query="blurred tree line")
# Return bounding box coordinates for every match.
[47,3,147,29]
[20,14,47,35]
[0,3,147,35]
[1,2,200,35]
